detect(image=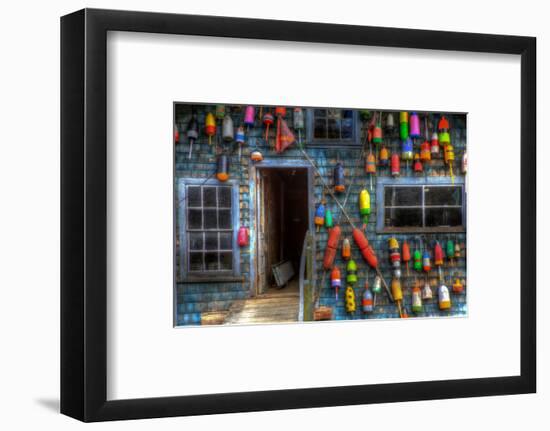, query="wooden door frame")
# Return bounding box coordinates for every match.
[249,159,314,300]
